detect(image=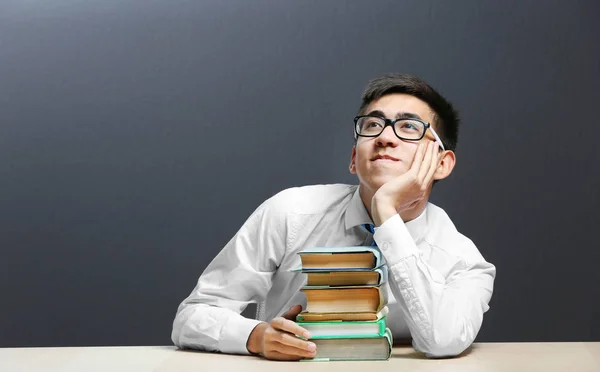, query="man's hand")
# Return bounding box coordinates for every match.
[372,141,441,226]
[247,305,316,361]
